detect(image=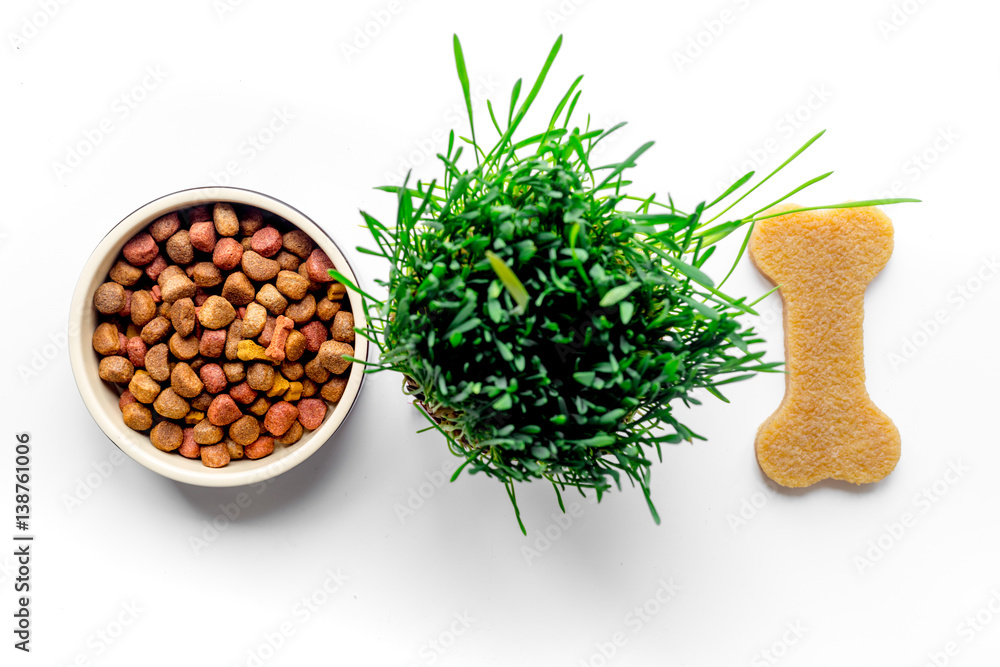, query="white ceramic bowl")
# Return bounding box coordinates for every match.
[69,187,368,487]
